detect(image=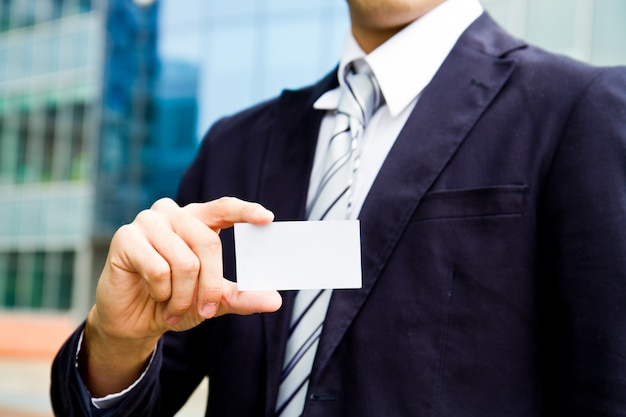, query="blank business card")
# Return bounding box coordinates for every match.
[234,220,362,291]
